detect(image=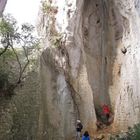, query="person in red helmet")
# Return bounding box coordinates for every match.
[102,104,110,124]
